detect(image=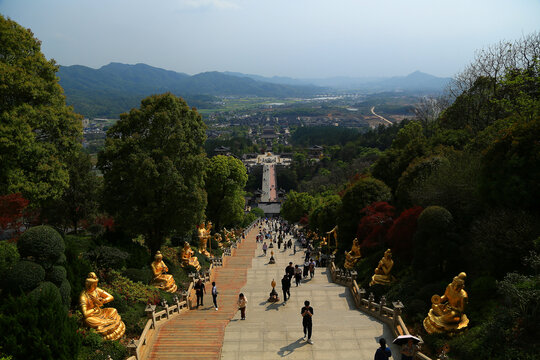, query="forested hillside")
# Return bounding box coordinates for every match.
[280,34,540,359]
